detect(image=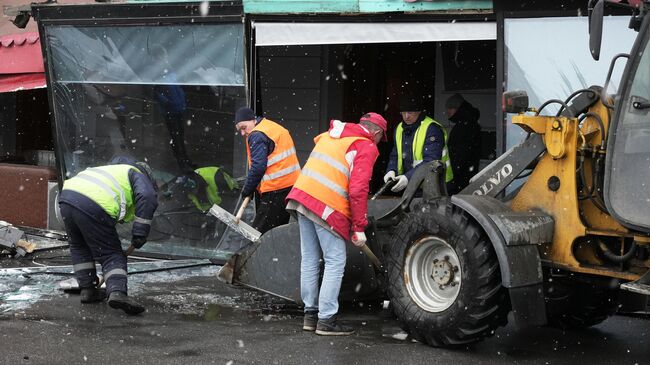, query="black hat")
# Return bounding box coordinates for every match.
[399,94,423,112]
[135,161,158,192]
[234,107,255,123]
[445,93,465,110]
